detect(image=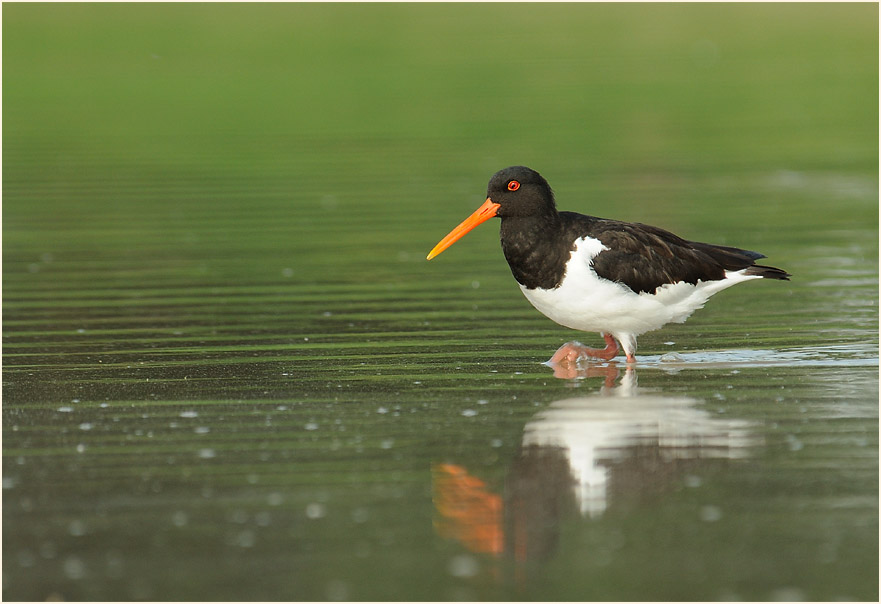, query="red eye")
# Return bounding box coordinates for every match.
[507,180,520,191]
